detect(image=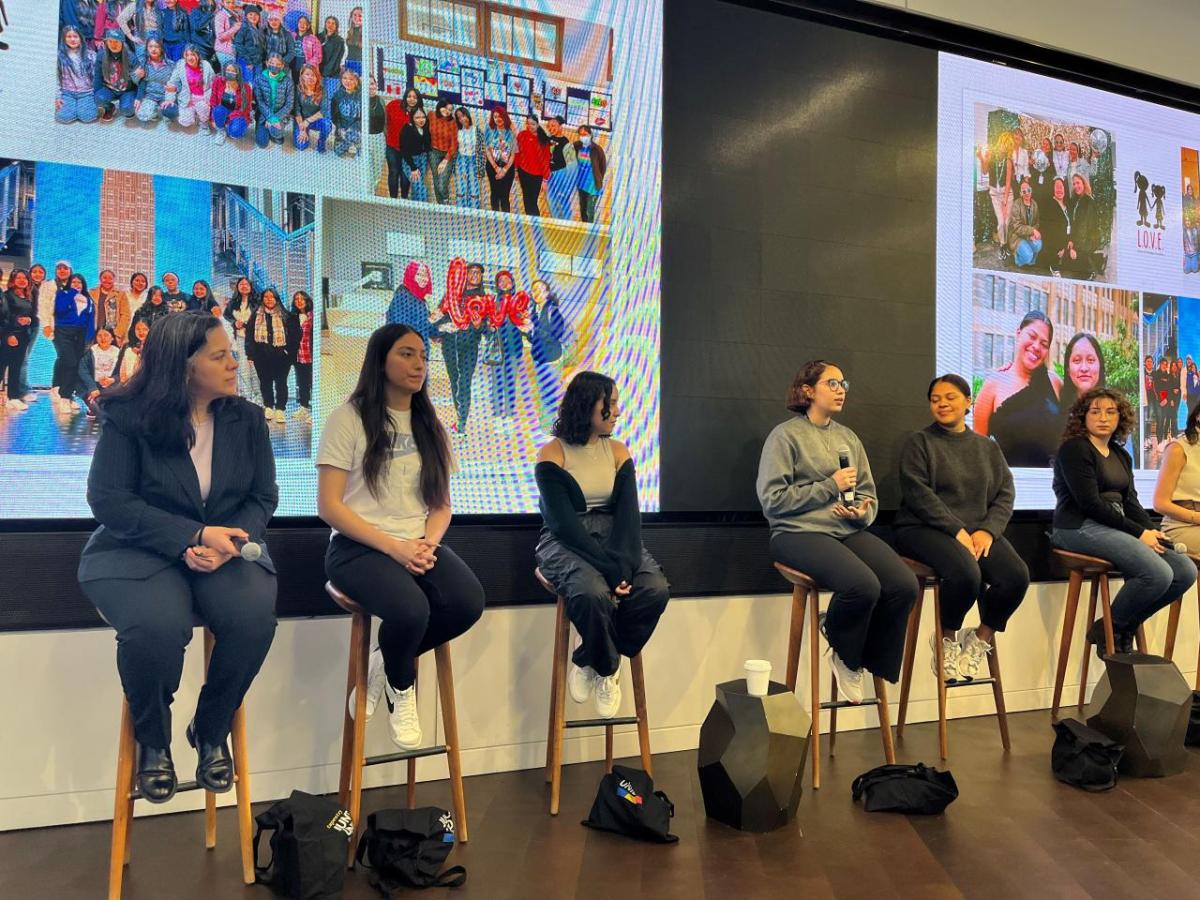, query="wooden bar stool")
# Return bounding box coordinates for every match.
[108,624,254,900]
[536,568,652,816]
[326,582,468,867]
[774,562,896,790]
[1159,554,1200,688]
[895,558,1010,759]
